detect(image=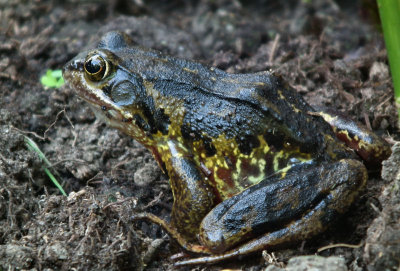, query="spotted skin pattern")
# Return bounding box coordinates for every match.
[63,31,391,266]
